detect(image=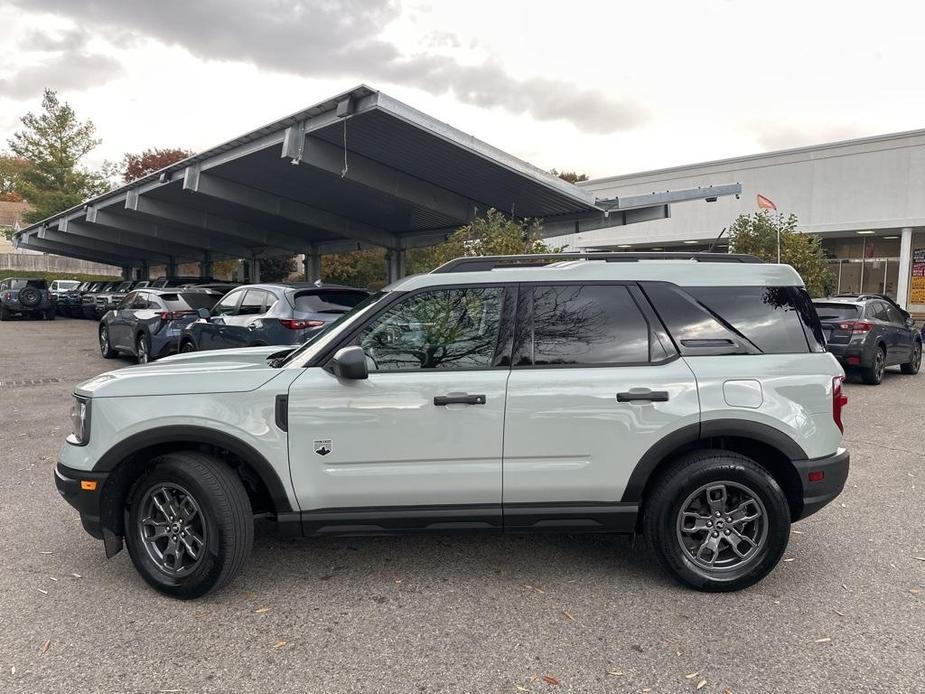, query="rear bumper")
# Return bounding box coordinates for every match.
[826,342,871,367]
[54,463,109,539]
[793,448,849,520]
